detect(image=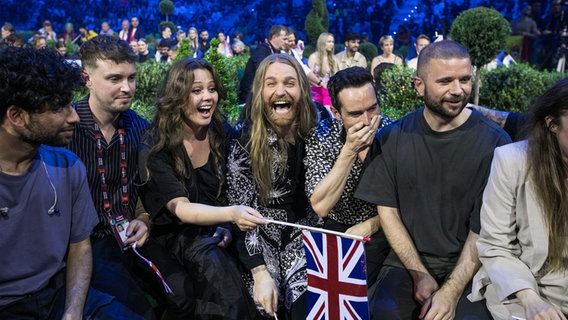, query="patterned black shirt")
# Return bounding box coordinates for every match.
[304,116,392,226]
[68,96,149,239]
